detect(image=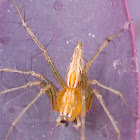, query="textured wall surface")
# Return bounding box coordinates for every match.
[0,0,139,140]
[127,0,140,140]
